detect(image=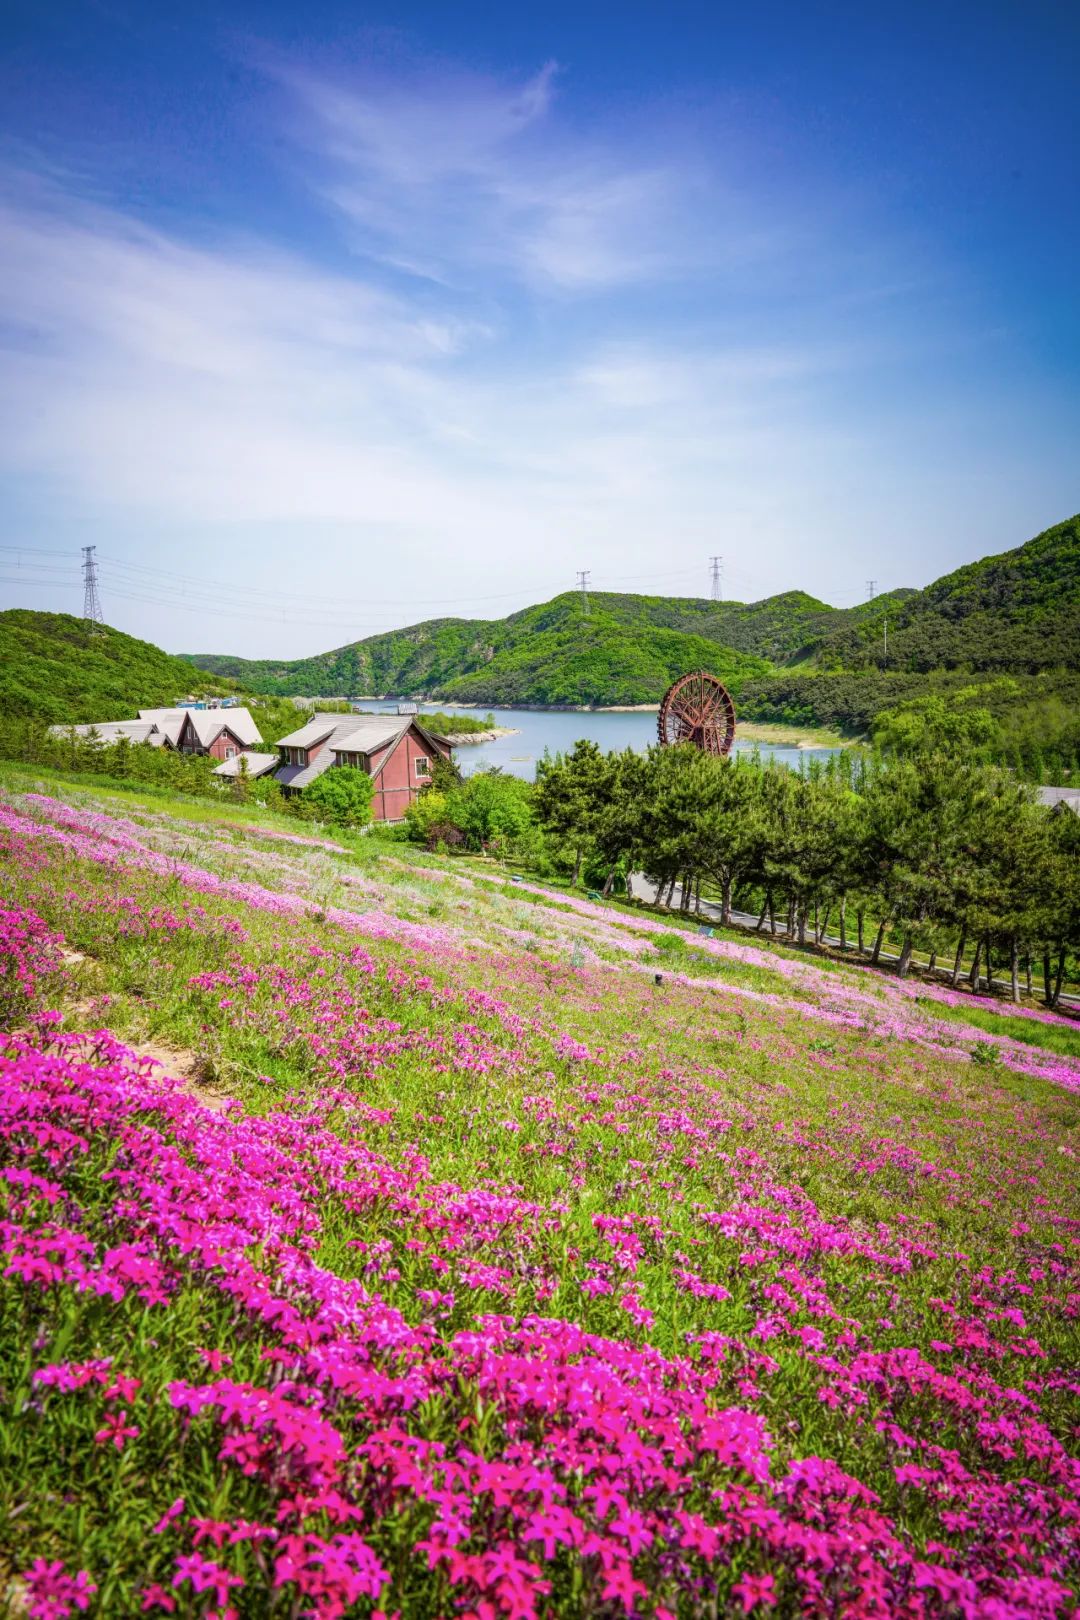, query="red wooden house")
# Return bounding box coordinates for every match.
[274,713,453,822]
